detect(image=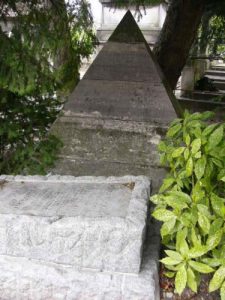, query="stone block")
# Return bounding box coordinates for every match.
[0,175,150,274]
[0,220,160,300]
